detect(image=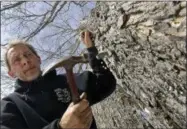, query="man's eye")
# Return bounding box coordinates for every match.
[27,52,32,56]
[25,52,32,57]
[13,58,21,64]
